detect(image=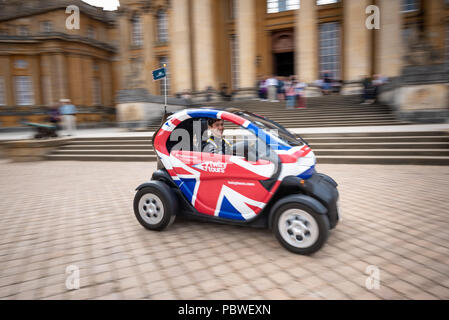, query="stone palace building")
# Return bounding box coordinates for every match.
[0,0,448,127]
